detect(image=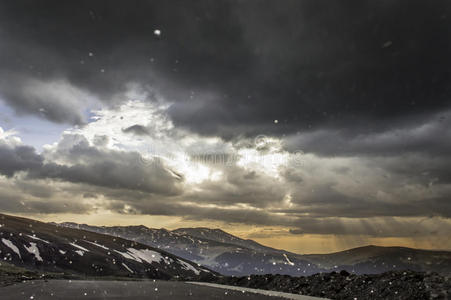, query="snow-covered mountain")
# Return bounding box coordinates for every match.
[0,214,214,280]
[57,222,451,276]
[57,223,325,276]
